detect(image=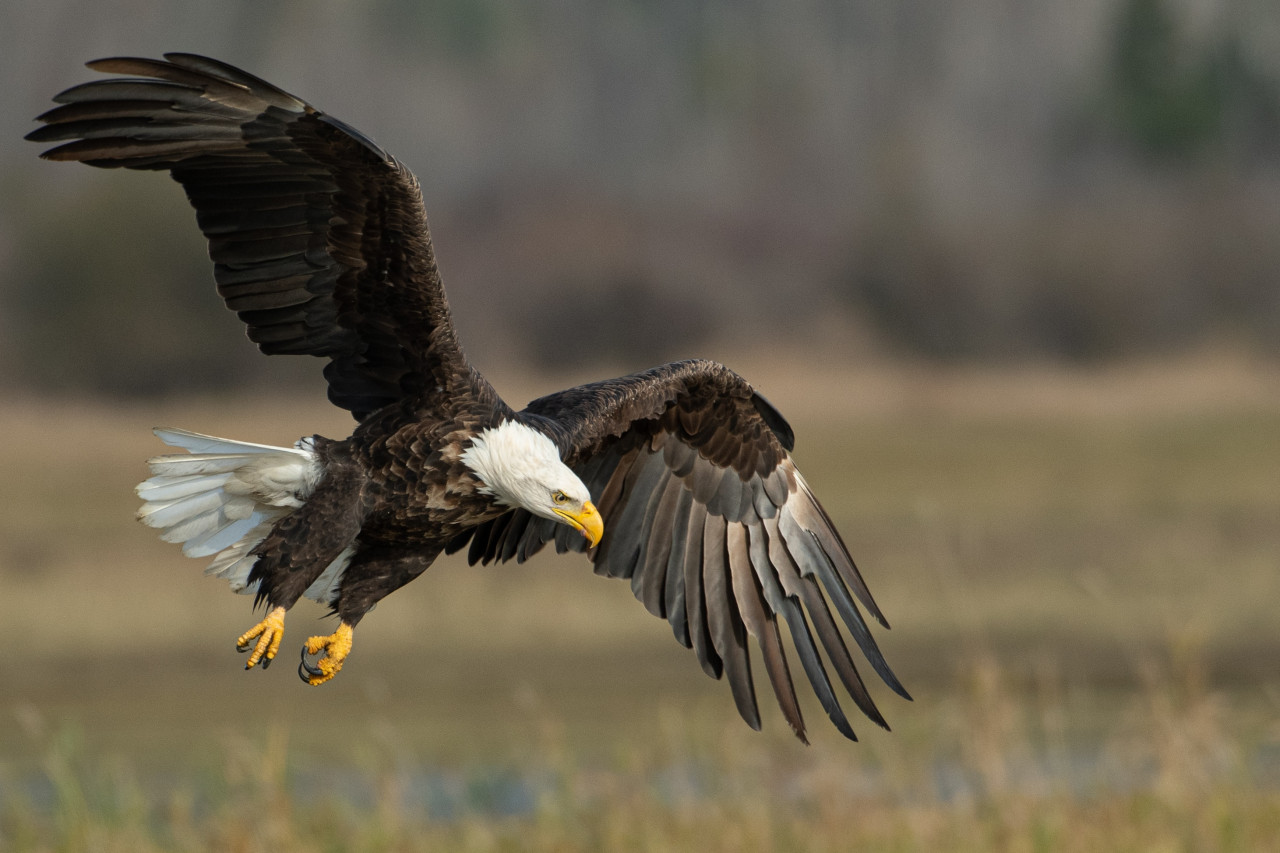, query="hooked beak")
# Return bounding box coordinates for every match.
[555,500,604,548]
